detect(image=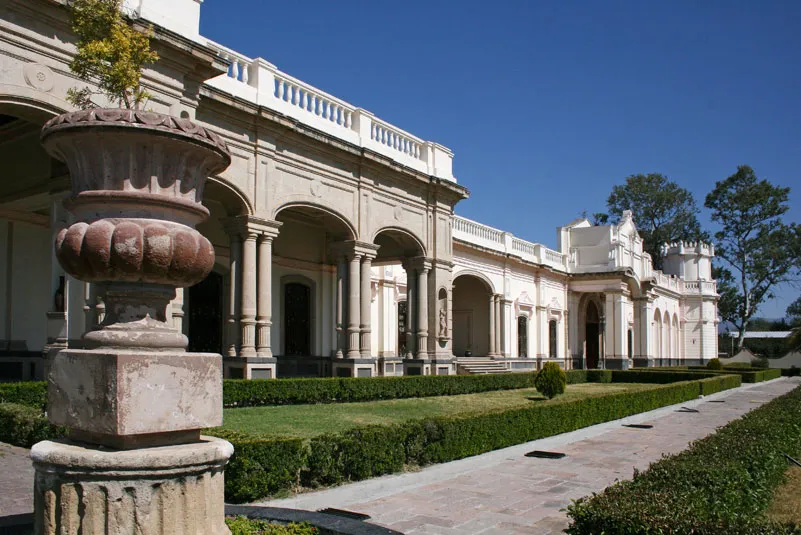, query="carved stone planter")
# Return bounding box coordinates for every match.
[34,109,233,535]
